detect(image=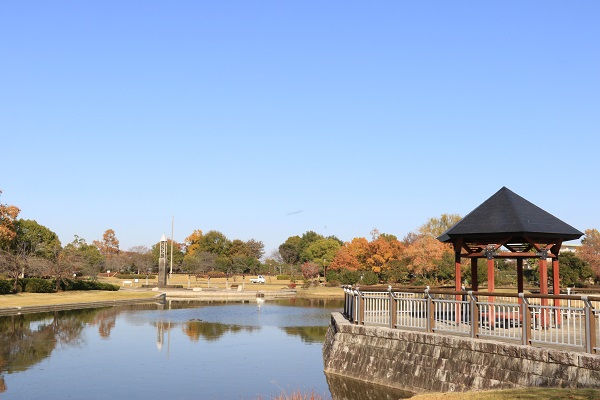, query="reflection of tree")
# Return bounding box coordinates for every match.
[0,315,56,375]
[281,326,328,344]
[0,309,99,393]
[271,298,344,309]
[90,309,117,339]
[182,321,258,342]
